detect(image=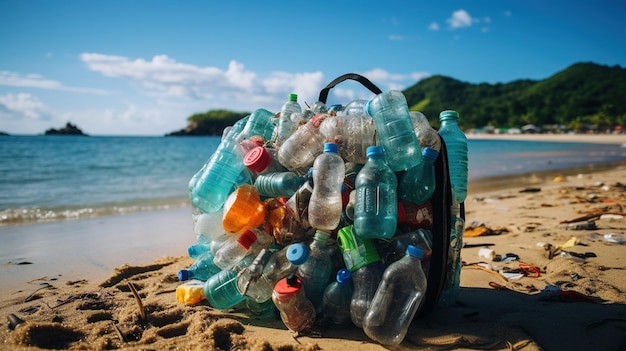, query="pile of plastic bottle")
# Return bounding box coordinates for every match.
[178,91,468,346]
